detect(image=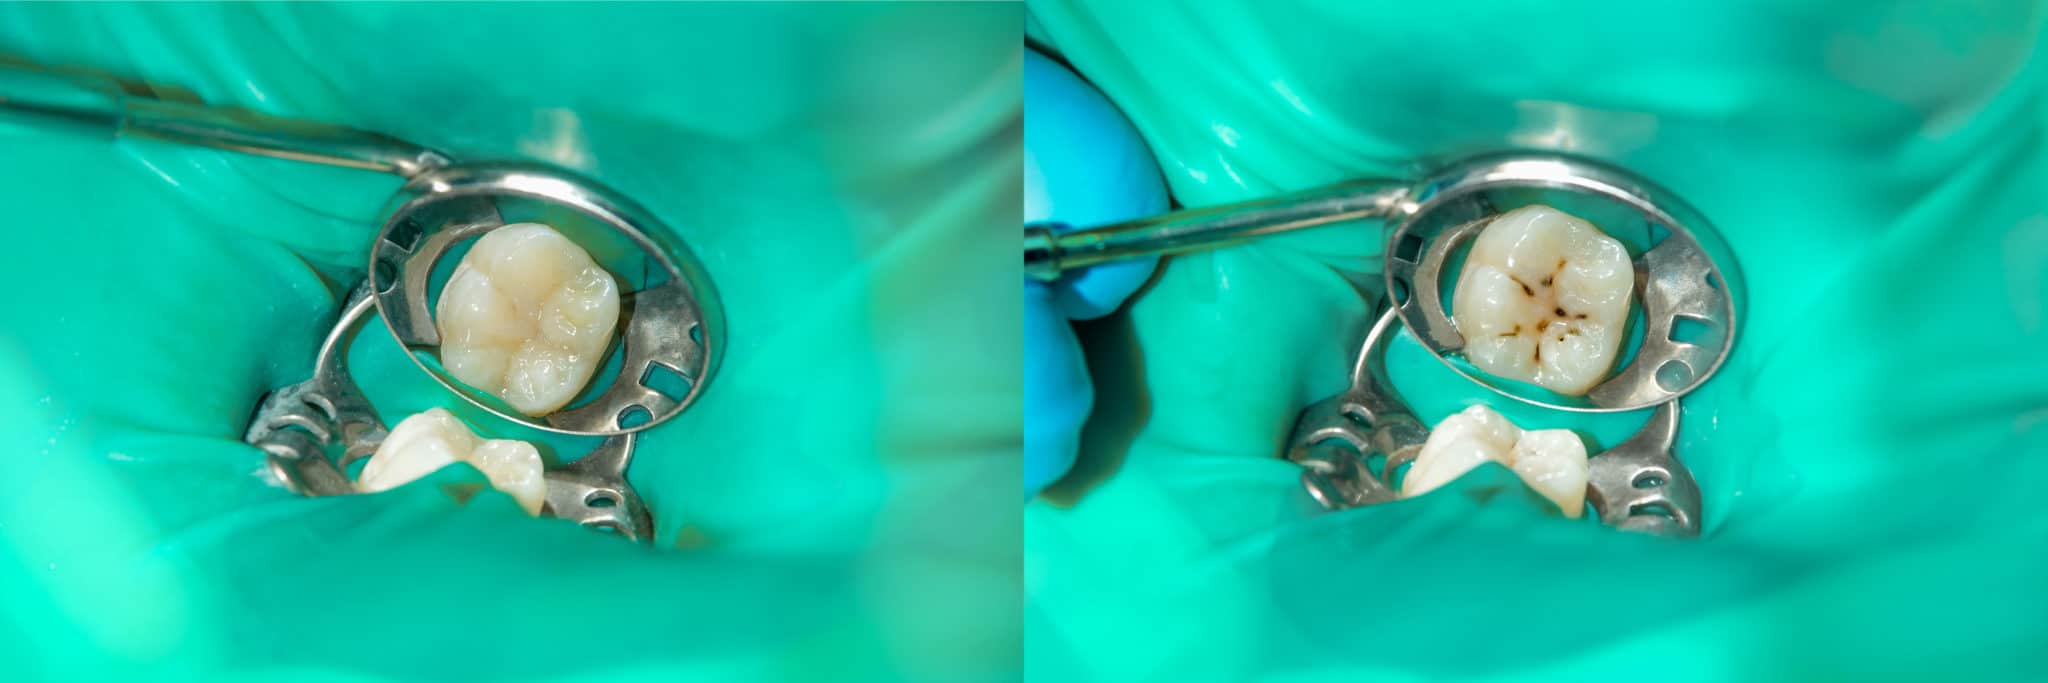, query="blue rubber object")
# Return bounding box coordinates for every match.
[1023,48,1168,495]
